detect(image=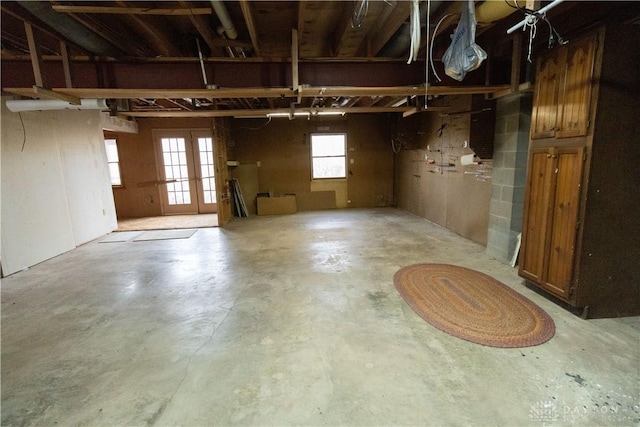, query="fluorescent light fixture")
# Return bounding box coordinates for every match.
[238,110,345,119]
[316,111,345,116]
[6,98,109,112]
[391,98,408,108]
